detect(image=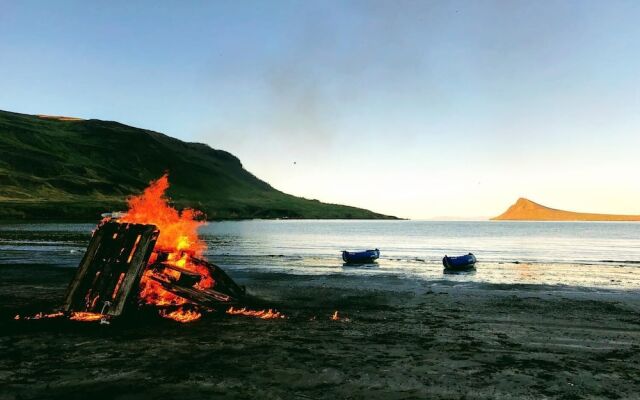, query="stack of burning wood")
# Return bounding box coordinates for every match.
[18,175,284,324]
[62,220,247,323]
[15,175,284,323]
